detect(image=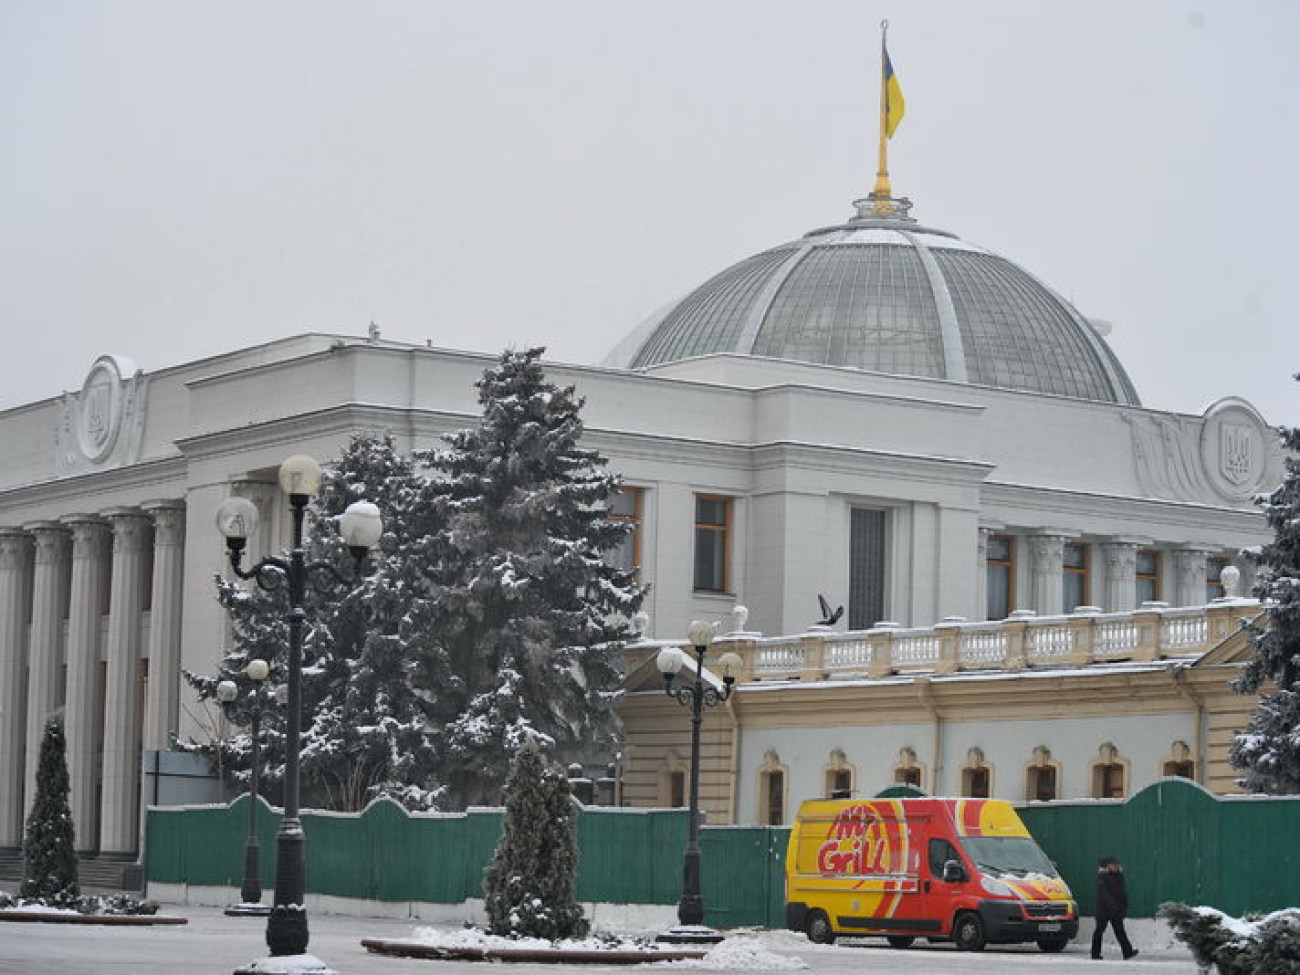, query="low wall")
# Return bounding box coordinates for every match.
[146,780,1300,925]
